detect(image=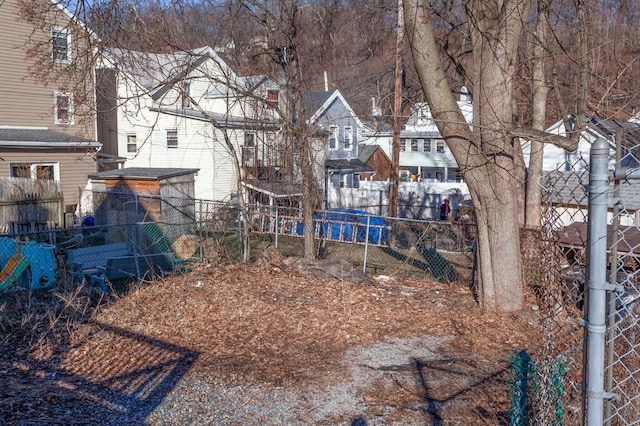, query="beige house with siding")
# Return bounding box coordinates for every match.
[0,0,100,214]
